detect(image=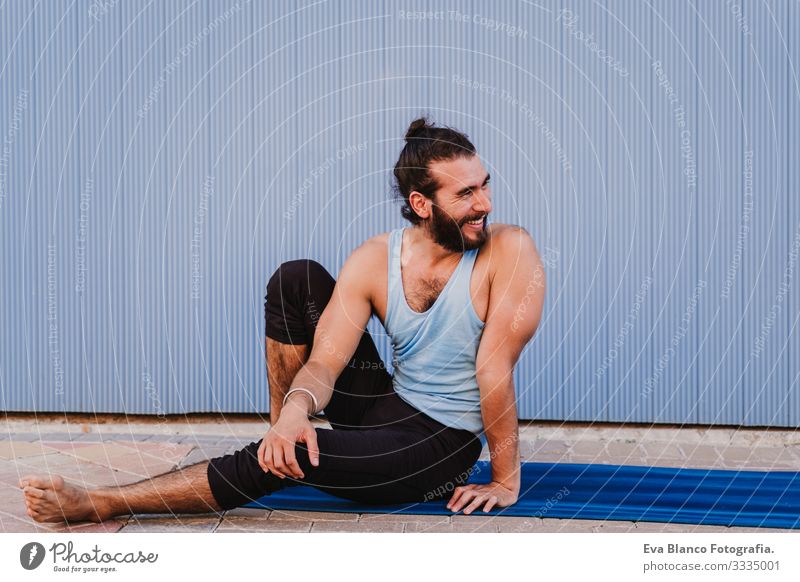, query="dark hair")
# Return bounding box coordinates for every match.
[391,116,476,225]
